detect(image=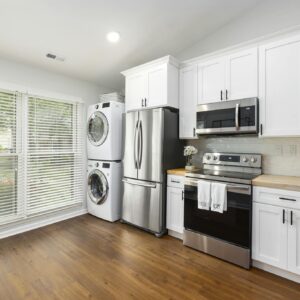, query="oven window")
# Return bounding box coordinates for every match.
[184,185,251,248]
